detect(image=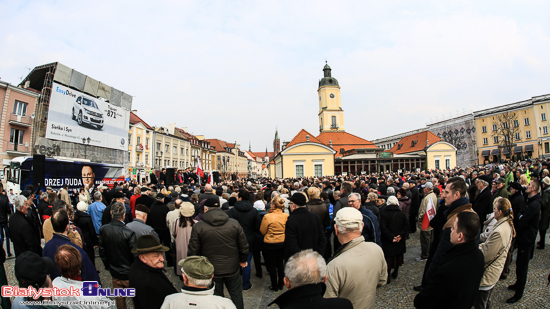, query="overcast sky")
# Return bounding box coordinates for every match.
[2,1,549,152]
